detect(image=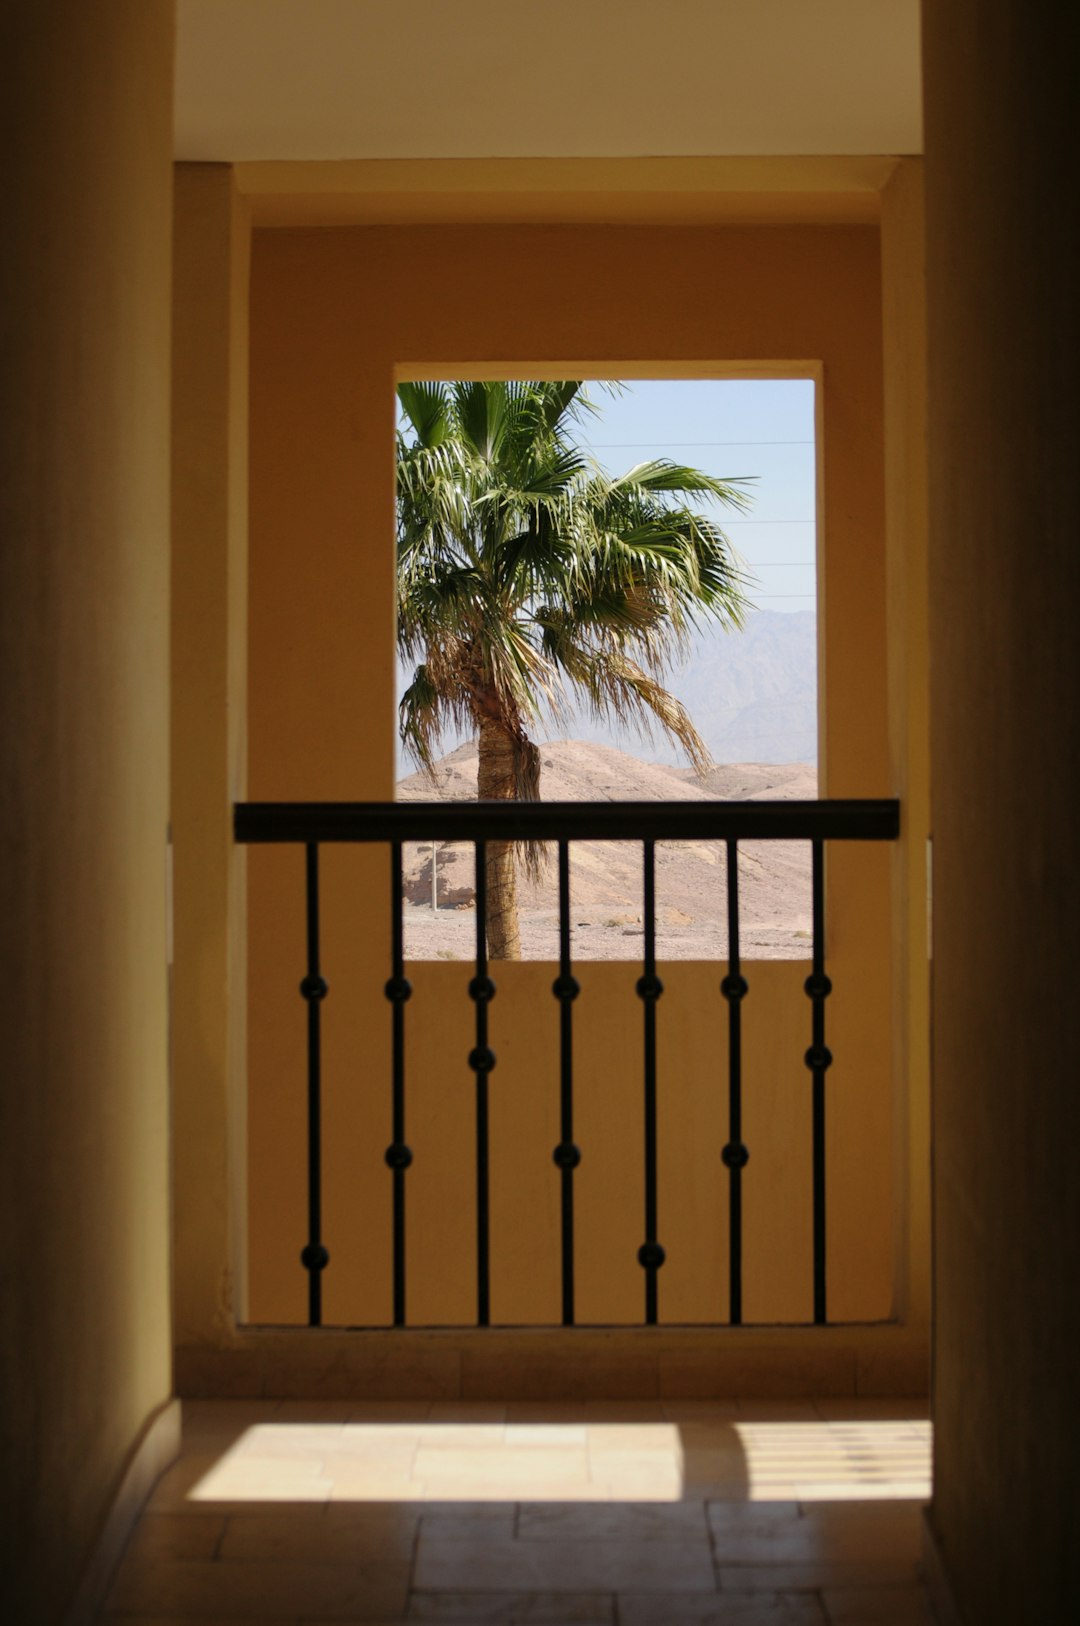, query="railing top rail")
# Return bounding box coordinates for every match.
[235,798,899,845]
